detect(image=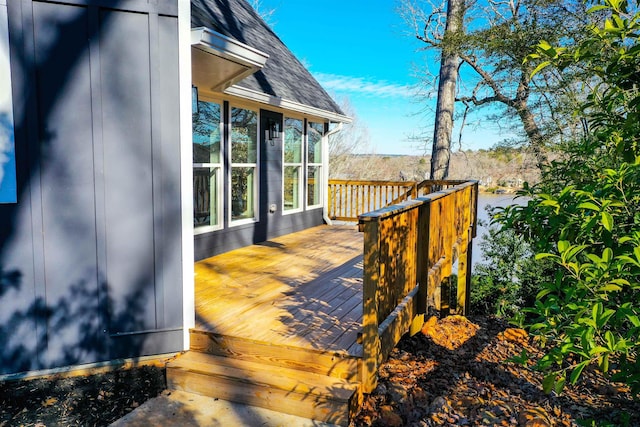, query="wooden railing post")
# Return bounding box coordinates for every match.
[455,226,471,315]
[454,183,478,315]
[467,182,479,309]
[361,218,381,393]
[412,199,430,334]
